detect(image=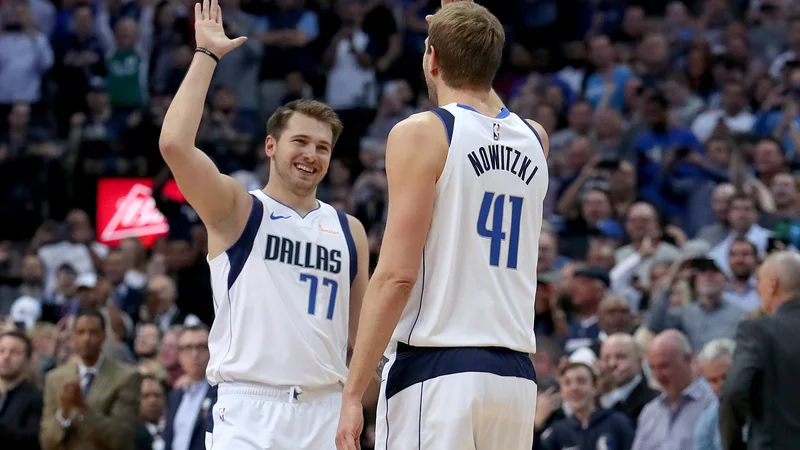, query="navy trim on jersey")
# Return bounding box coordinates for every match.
[430,108,455,145]
[384,343,537,400]
[406,247,425,342]
[456,103,511,119]
[263,192,321,219]
[225,194,263,289]
[517,114,544,149]
[336,210,358,285]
